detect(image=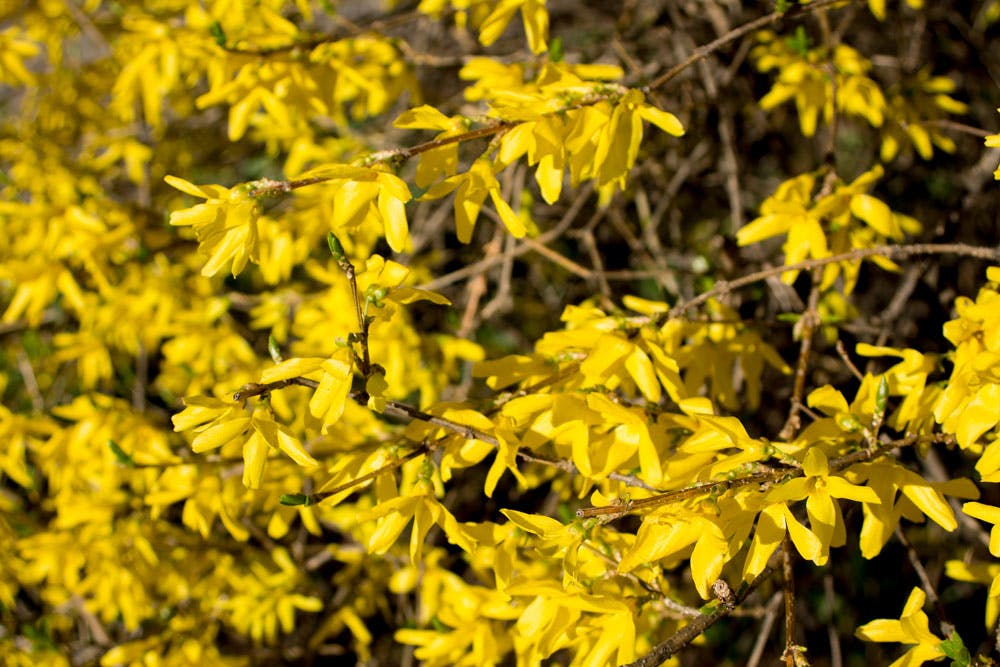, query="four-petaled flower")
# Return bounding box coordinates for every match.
[424,158,526,243]
[855,587,946,667]
[165,175,261,277]
[745,448,880,575]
